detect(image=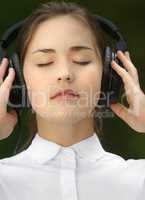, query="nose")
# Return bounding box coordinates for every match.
[57,60,75,84]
